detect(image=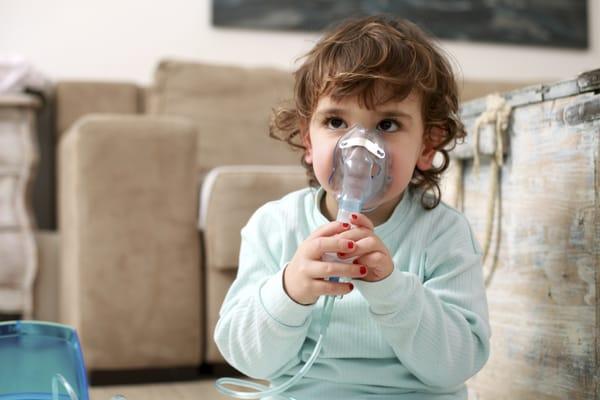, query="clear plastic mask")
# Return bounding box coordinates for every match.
[328,125,391,212]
